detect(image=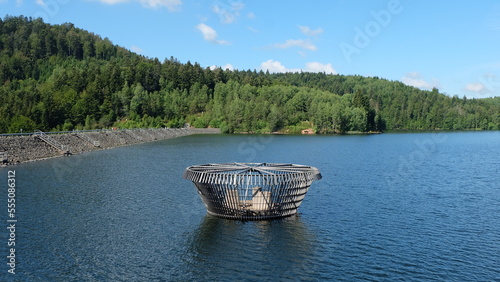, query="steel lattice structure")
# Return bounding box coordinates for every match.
[183,163,322,220]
